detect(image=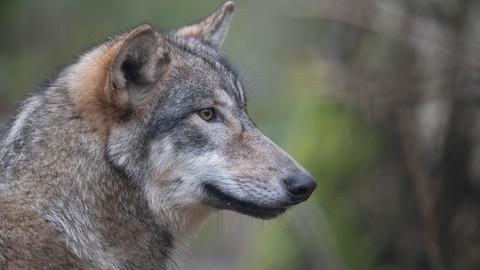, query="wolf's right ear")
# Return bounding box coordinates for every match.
[107,24,170,108]
[177,1,235,48]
